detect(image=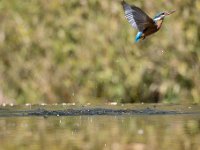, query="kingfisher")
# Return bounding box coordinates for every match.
[121,0,175,42]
